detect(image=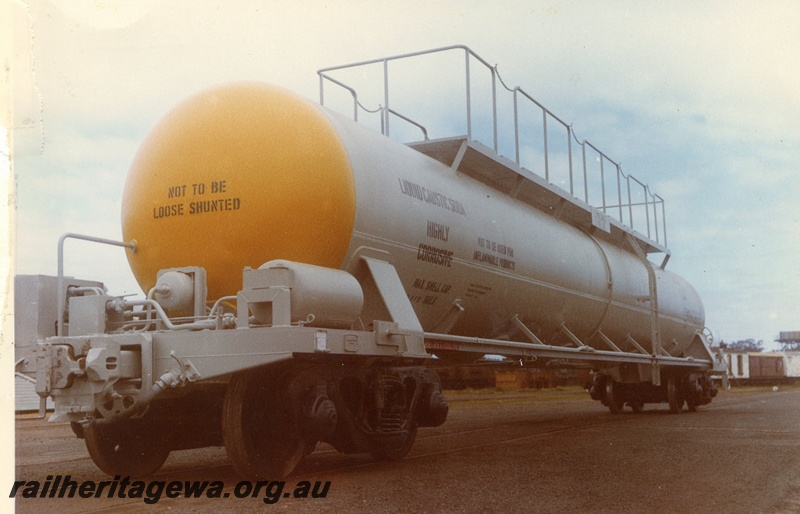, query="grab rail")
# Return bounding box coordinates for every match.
[318,45,667,249]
